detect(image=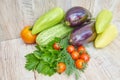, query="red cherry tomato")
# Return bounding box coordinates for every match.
[71,51,80,60]
[57,62,66,73]
[80,53,90,62]
[77,45,86,54]
[66,45,75,53]
[75,59,84,69]
[53,43,61,50]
